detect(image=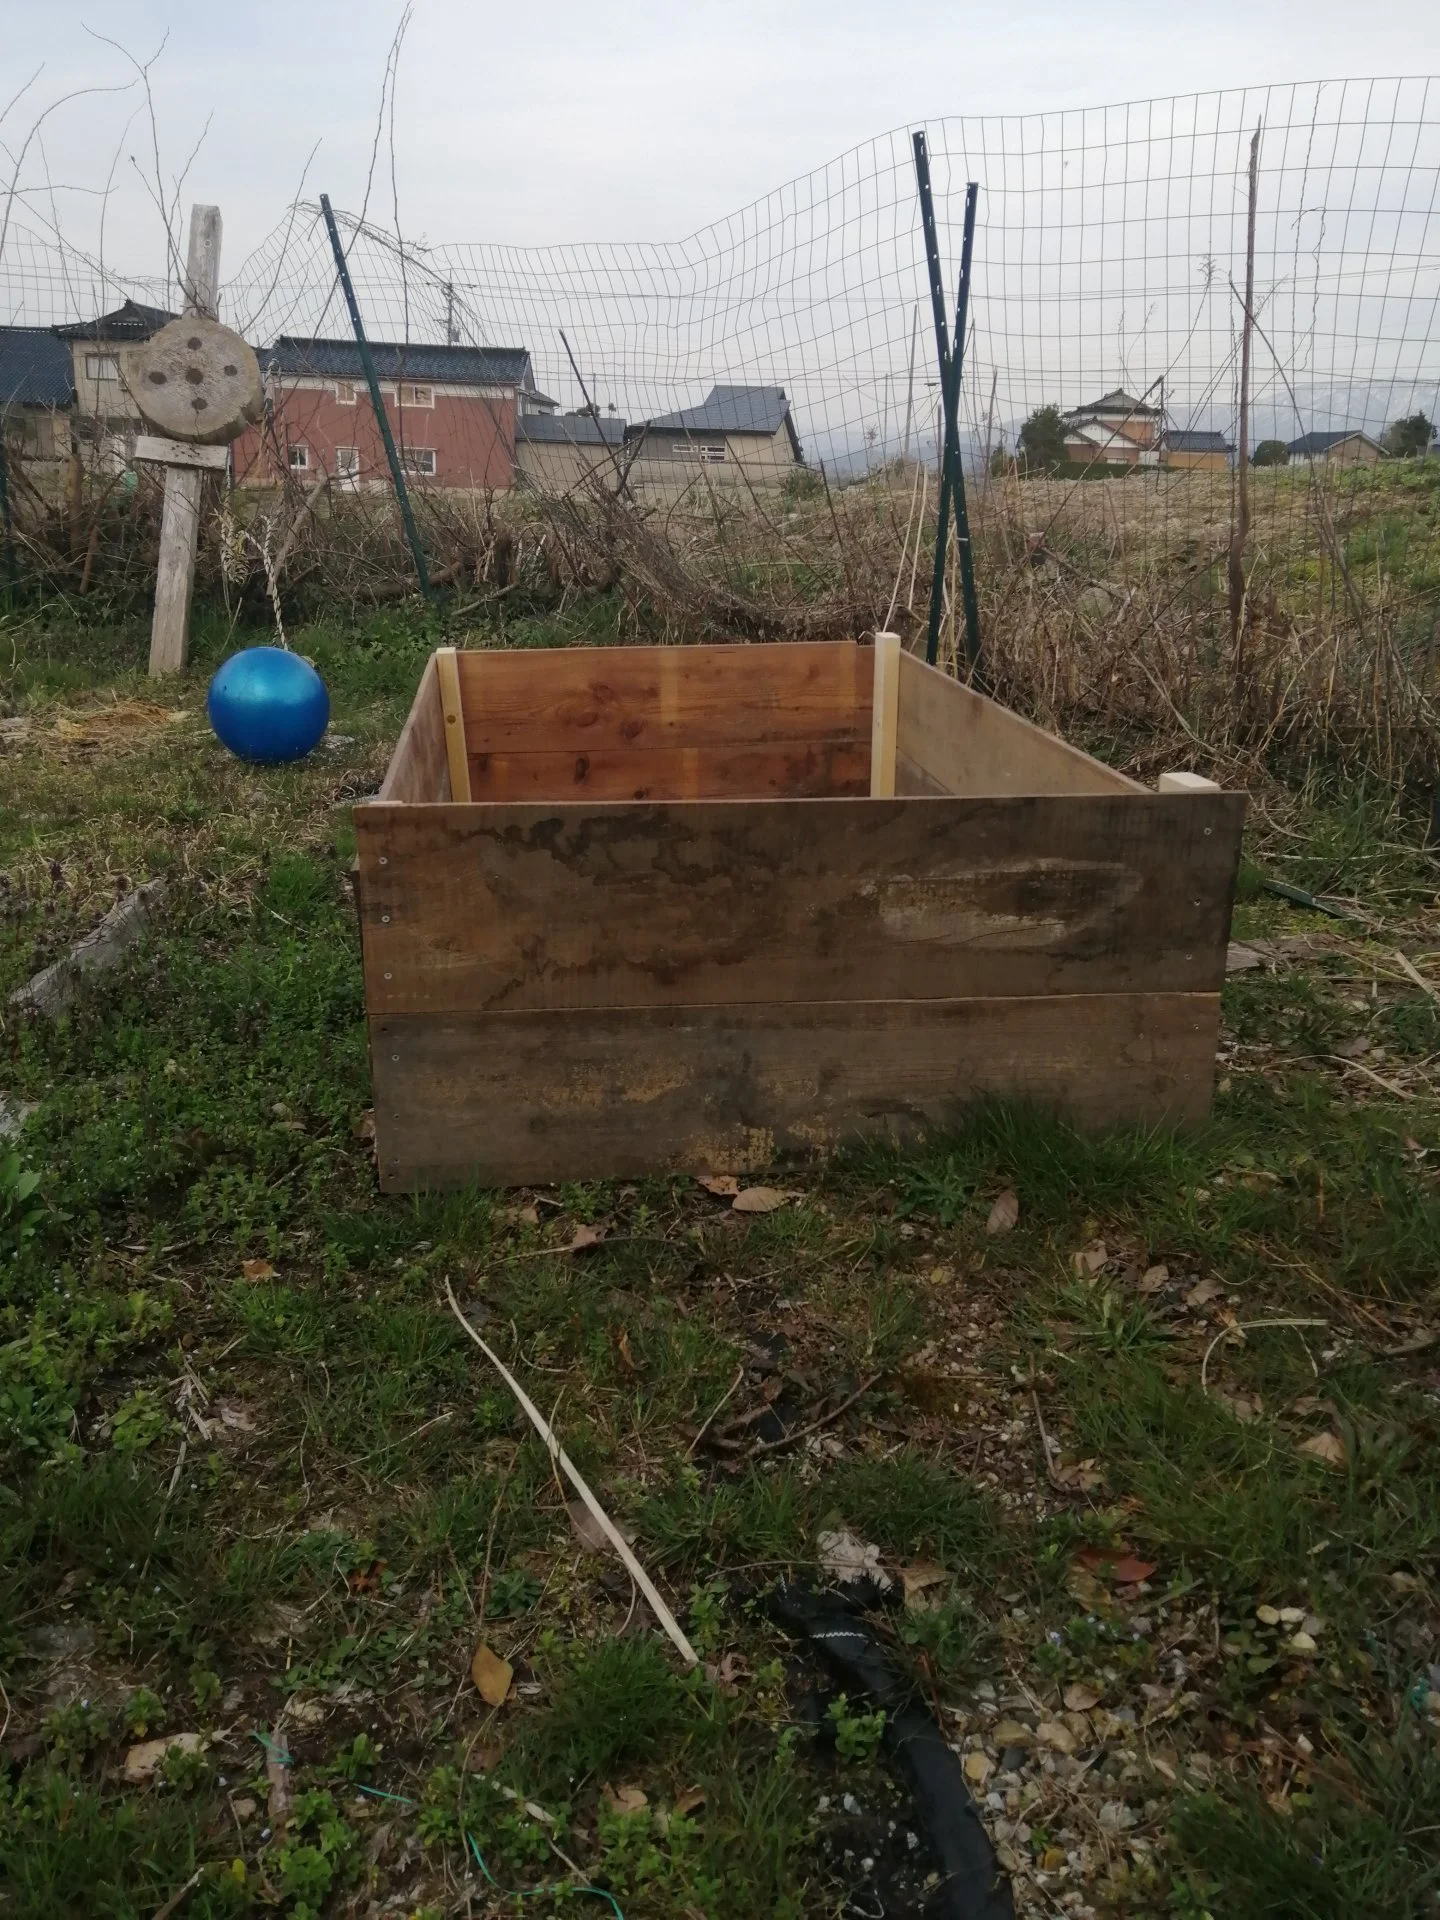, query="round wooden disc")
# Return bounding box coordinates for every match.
[131,317,264,444]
